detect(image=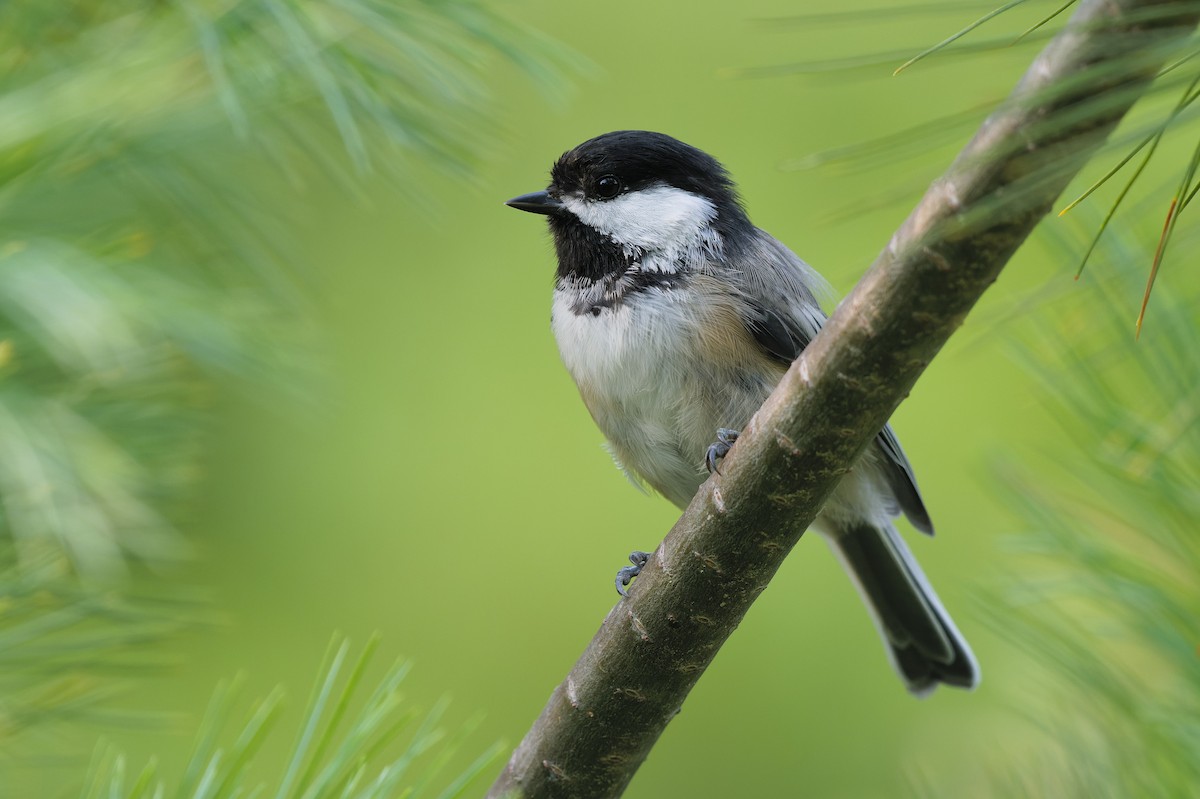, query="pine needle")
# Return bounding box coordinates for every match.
[1137,134,1200,336]
[262,0,368,172]
[1060,77,1200,218]
[1066,74,1200,280]
[77,636,497,799]
[894,0,1032,75]
[1071,143,1158,279]
[127,759,160,799]
[293,633,383,797]
[756,1,1004,26]
[175,0,248,137]
[210,687,287,799]
[274,637,351,799]
[1181,175,1200,208]
[1058,133,1154,217]
[1012,0,1078,45]
[178,676,248,799]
